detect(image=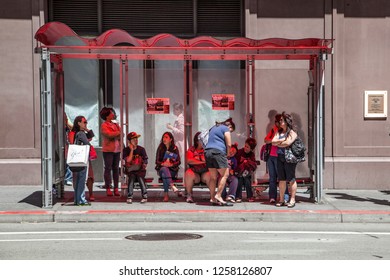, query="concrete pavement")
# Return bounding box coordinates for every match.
[0,184,389,223]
